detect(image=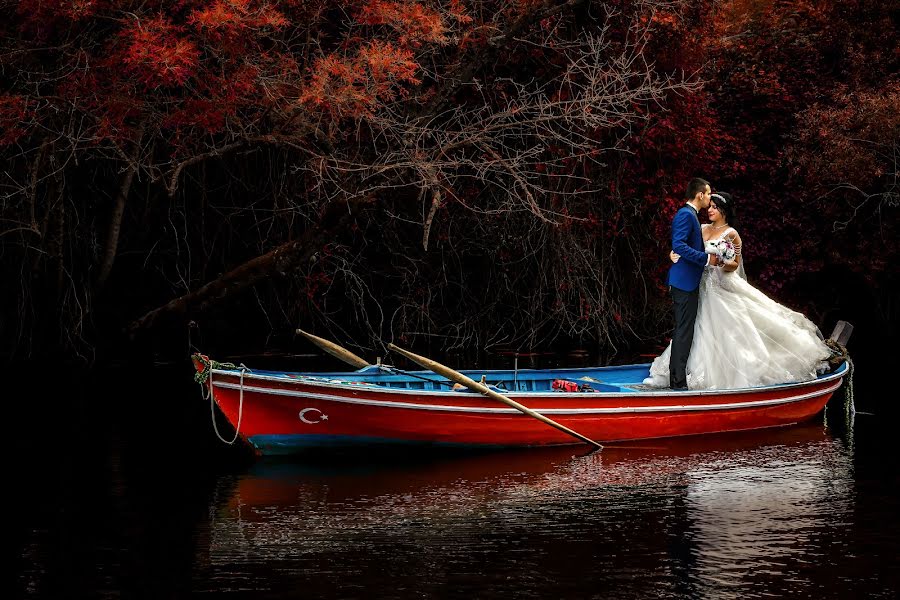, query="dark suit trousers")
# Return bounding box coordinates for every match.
[670,286,699,389]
